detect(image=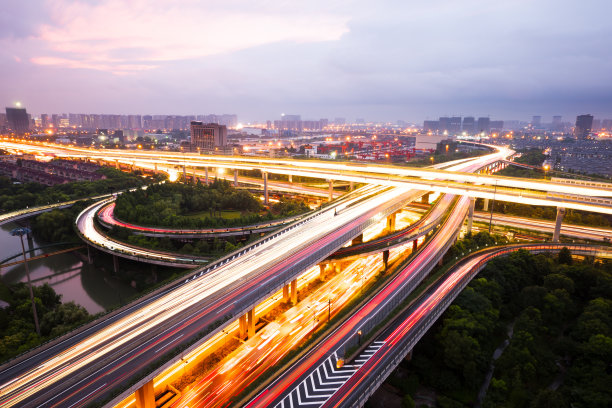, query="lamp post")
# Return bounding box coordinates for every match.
[10,227,40,336]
